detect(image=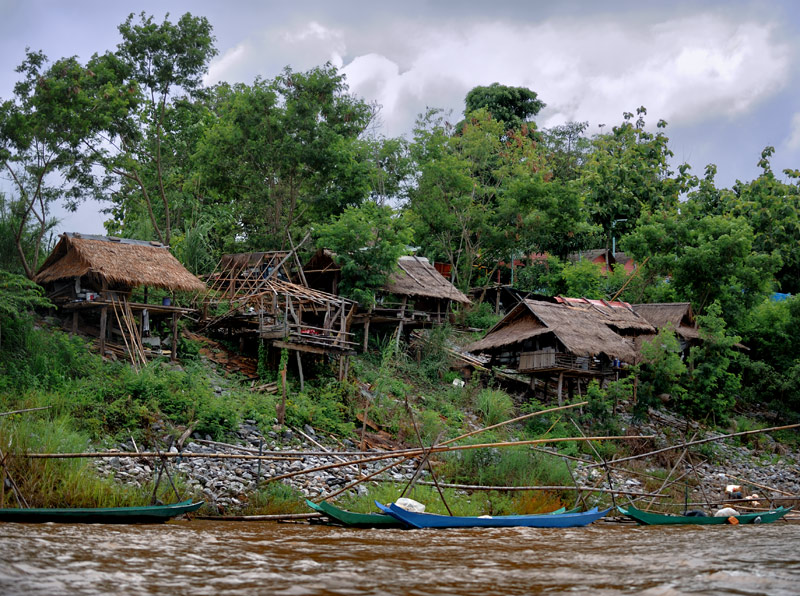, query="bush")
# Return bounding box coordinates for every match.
[475,388,514,426]
[461,302,502,330]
